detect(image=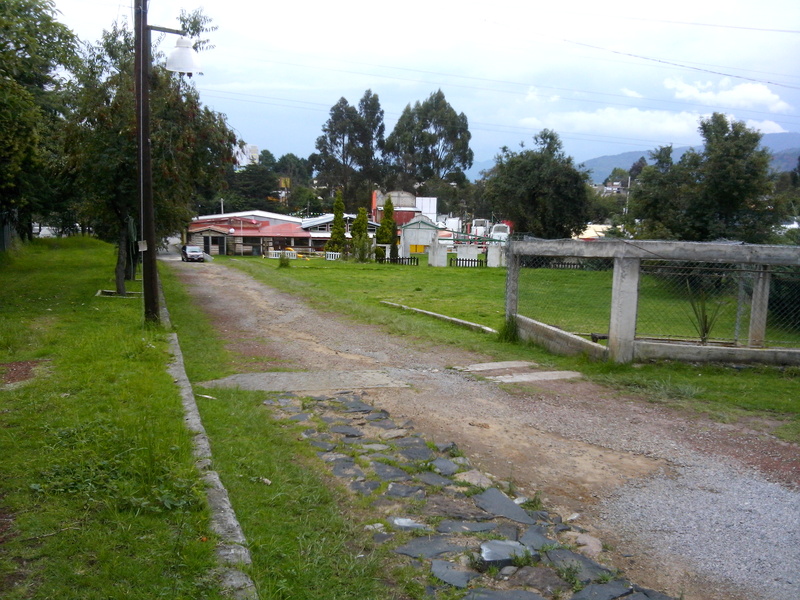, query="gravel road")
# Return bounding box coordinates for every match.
[167,256,800,600]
